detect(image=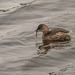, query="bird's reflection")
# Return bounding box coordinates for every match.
[36,40,71,54]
